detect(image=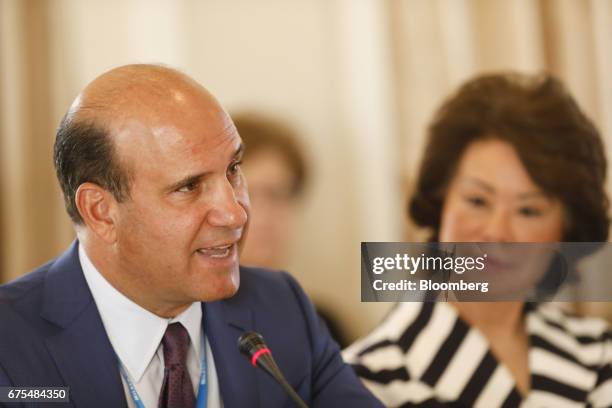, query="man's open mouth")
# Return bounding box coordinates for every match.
[197,244,233,258]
